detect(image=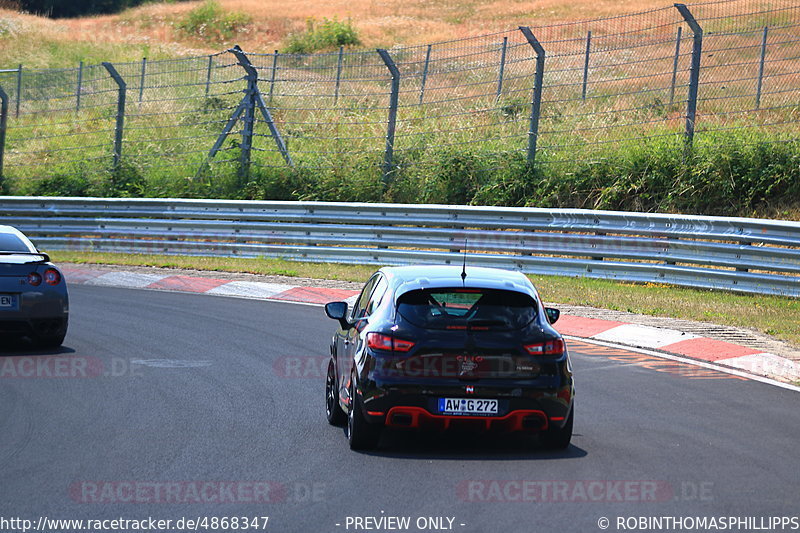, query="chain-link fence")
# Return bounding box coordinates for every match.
[0,0,798,203]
